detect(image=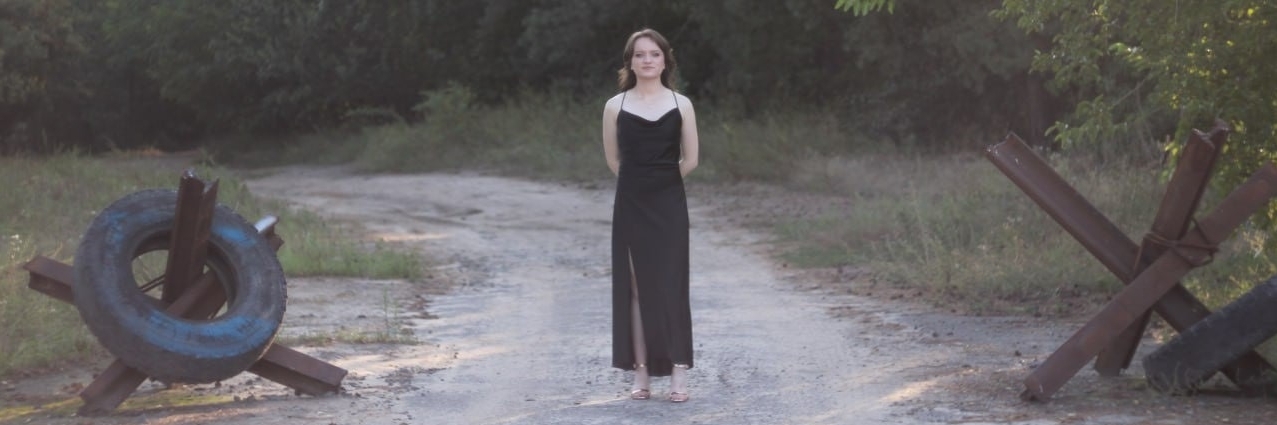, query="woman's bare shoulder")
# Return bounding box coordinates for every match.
[604,92,626,112]
[674,92,694,108]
